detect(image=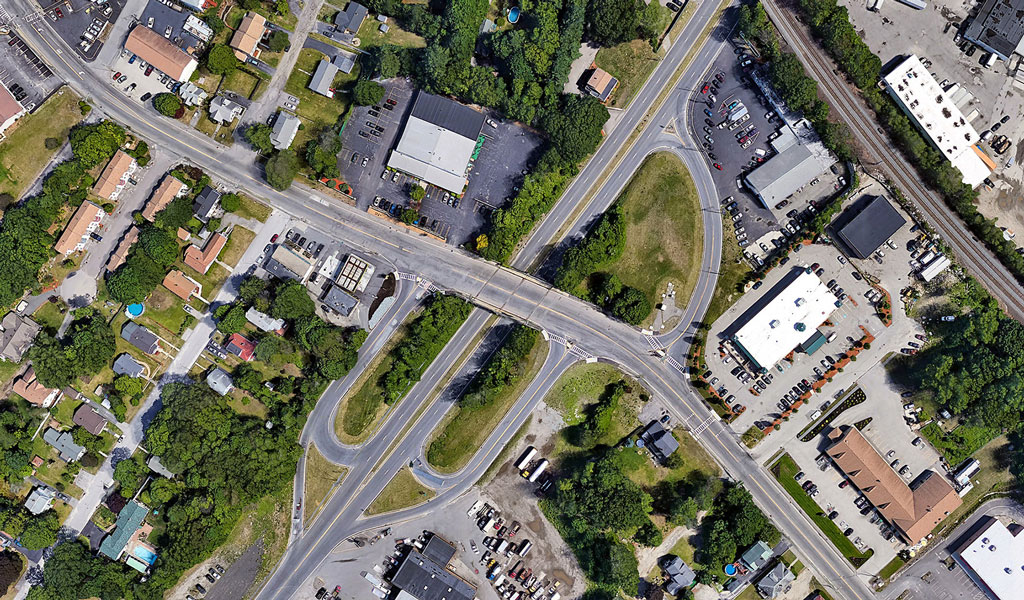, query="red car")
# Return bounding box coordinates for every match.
[701,83,710,94]
[55,7,63,18]
[270,233,279,243]
[144,65,153,76]
[113,71,121,79]
[839,480,849,488]
[713,163,723,170]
